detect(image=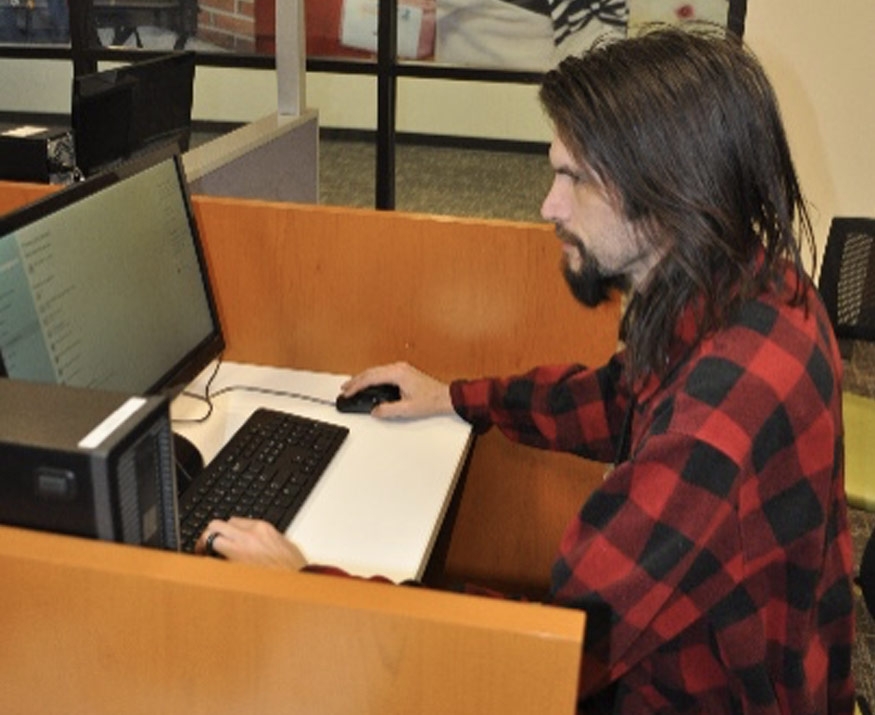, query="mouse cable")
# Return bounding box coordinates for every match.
[171,356,334,426]
[207,384,335,407]
[172,355,224,425]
